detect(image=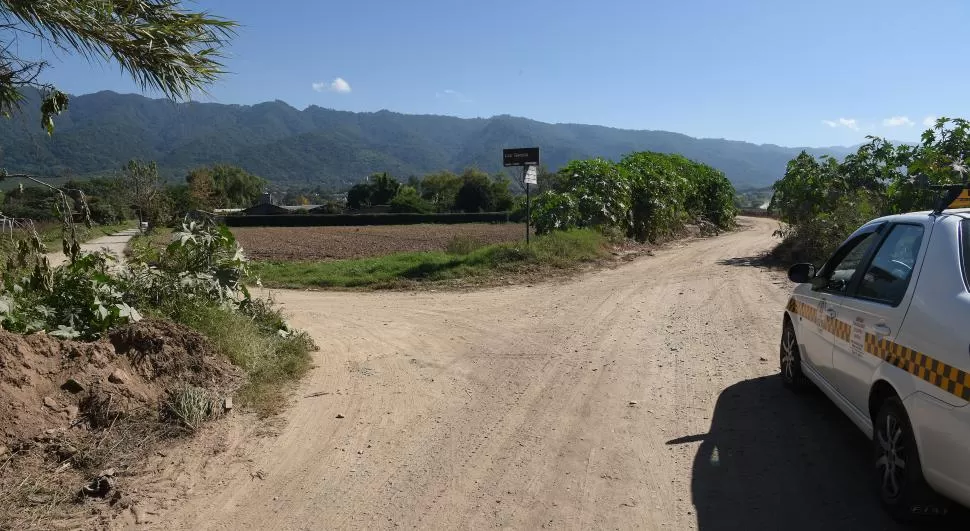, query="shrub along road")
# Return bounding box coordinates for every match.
[151,217,906,531]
